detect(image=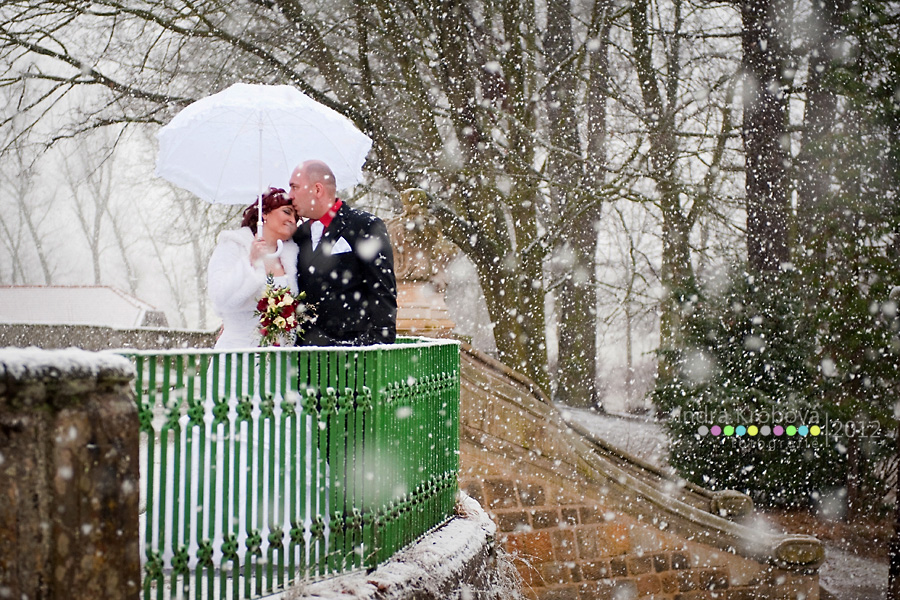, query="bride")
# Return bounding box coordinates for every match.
[144,189,323,579]
[208,187,299,348]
